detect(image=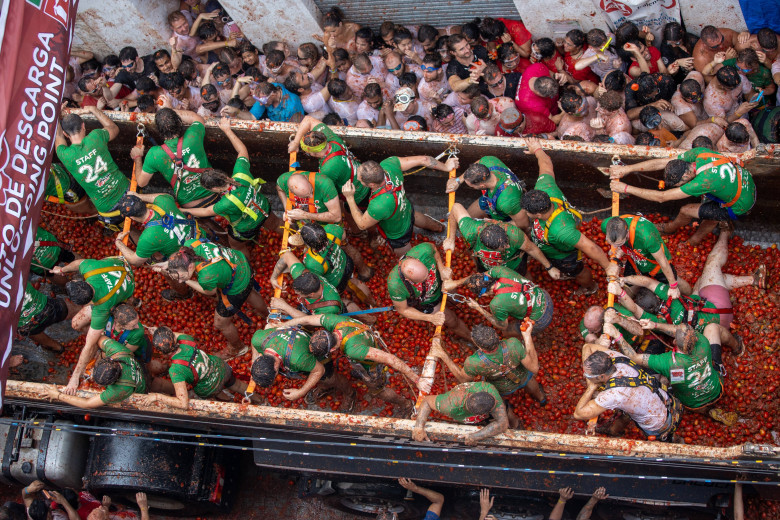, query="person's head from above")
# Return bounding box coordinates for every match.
[700,25,727,51]
[135,76,156,97]
[159,72,187,99]
[332,48,352,73]
[597,90,624,114]
[393,87,417,115]
[356,119,375,128]
[211,62,233,89]
[724,121,750,146]
[399,72,419,94]
[167,10,190,36]
[66,278,93,305]
[662,21,685,47]
[251,351,280,387]
[603,70,626,93]
[384,51,404,77]
[292,270,323,299]
[286,171,317,199]
[219,47,243,73]
[253,81,283,106]
[436,36,452,63]
[483,63,505,90]
[478,17,506,43]
[663,159,697,187]
[586,28,608,50]
[679,78,703,105]
[531,38,557,61]
[564,29,587,54]
[520,189,554,218]
[470,95,492,121]
[465,391,497,416]
[461,19,480,47]
[379,21,396,47]
[153,49,174,74]
[471,324,502,353]
[583,350,616,383]
[583,305,606,334]
[119,46,140,72]
[327,78,353,101]
[464,272,496,298]
[403,116,428,132]
[591,134,613,143]
[309,328,337,359]
[240,42,260,66]
[530,75,559,99]
[499,106,526,133]
[61,113,86,139]
[421,53,443,82]
[300,222,330,252]
[200,166,236,192]
[355,27,375,54]
[196,20,219,43]
[352,53,373,75]
[296,42,320,70]
[356,160,388,188]
[735,48,760,76]
[178,59,199,84]
[615,21,639,46]
[479,224,511,251]
[392,27,415,55]
[639,105,663,130]
[152,326,177,355]
[102,55,121,79]
[283,71,312,96]
[26,499,50,520]
[270,40,291,58]
[362,82,383,109]
[137,94,157,113]
[418,24,439,53]
[633,72,663,101]
[322,7,346,38]
[244,66,267,84]
[432,103,458,128]
[117,191,148,219]
[714,65,742,91]
[635,132,661,146]
[93,358,122,387]
[498,43,520,71]
[226,96,246,113]
[166,246,203,283]
[200,83,221,112]
[560,89,588,116]
[399,255,432,283]
[77,76,103,97]
[322,113,344,126]
[674,325,698,355]
[81,58,101,78]
[266,49,287,75]
[757,28,779,54]
[155,107,184,141]
[447,34,474,63]
[457,84,482,105]
[691,135,714,149]
[462,162,492,189]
